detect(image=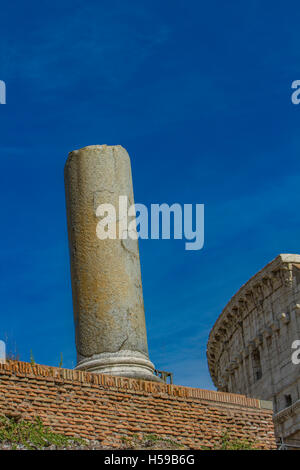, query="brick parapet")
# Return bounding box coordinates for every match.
[0,361,276,449]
